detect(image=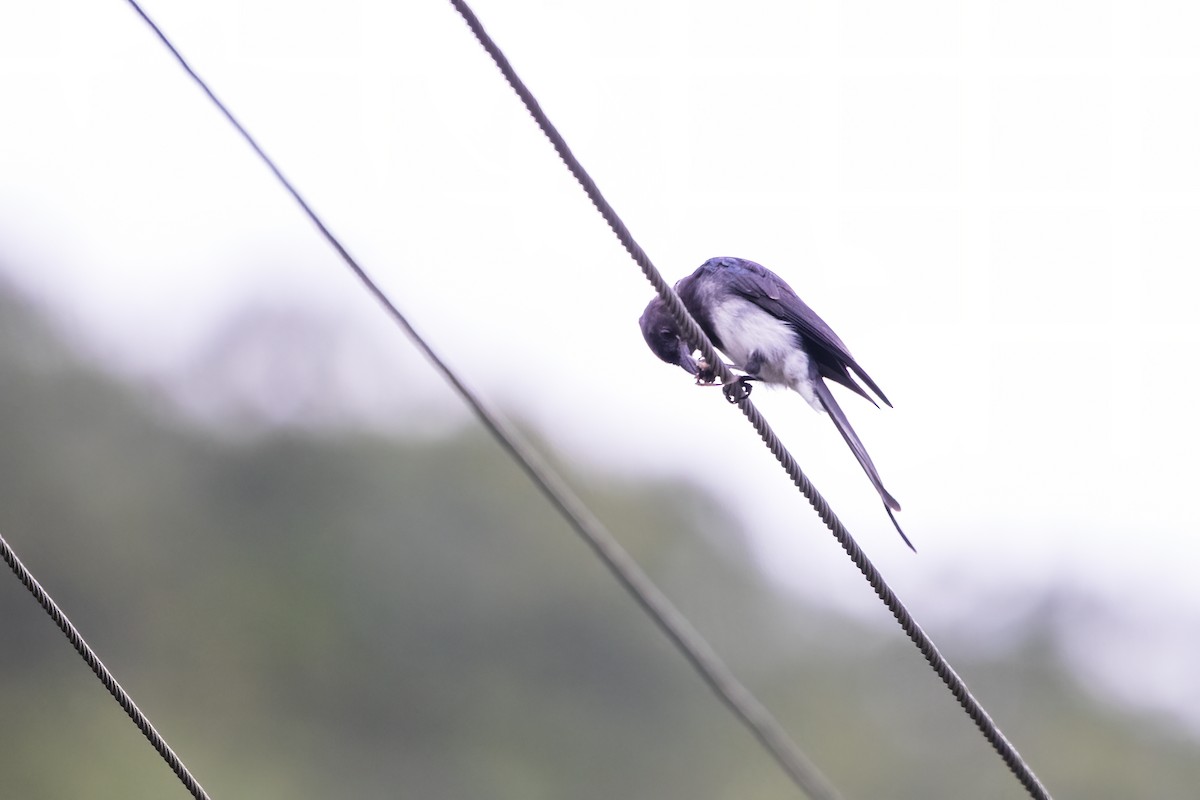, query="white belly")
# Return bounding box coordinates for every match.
[708,297,822,410]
